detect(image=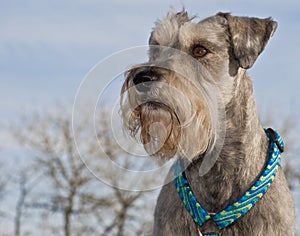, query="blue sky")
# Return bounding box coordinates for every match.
[0,0,299,123]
